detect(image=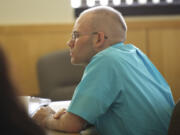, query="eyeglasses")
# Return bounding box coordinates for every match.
[71,31,108,40]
